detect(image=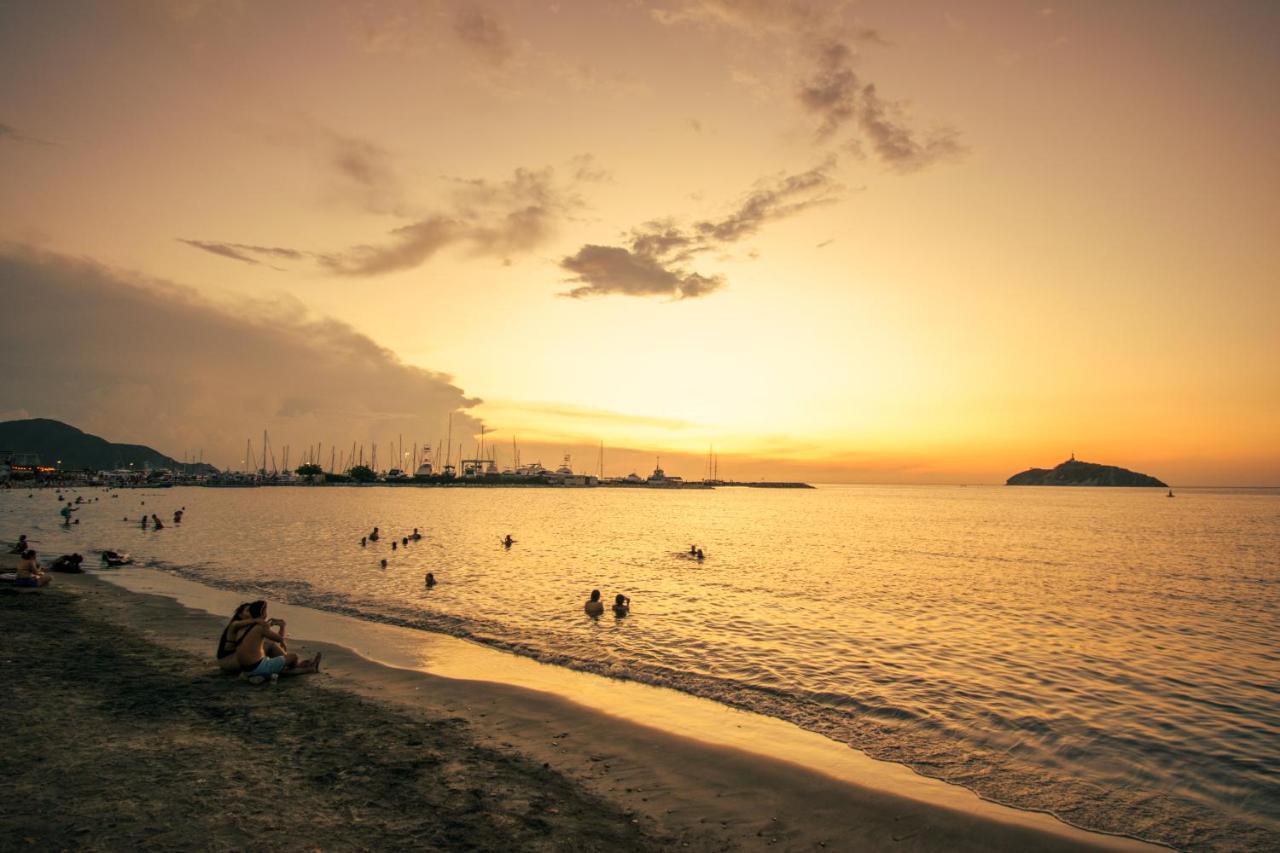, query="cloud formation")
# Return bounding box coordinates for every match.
[0,246,481,468]
[0,121,55,146]
[178,240,306,268]
[320,166,582,276]
[559,161,838,299]
[182,162,587,277]
[798,41,963,171]
[452,5,513,65]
